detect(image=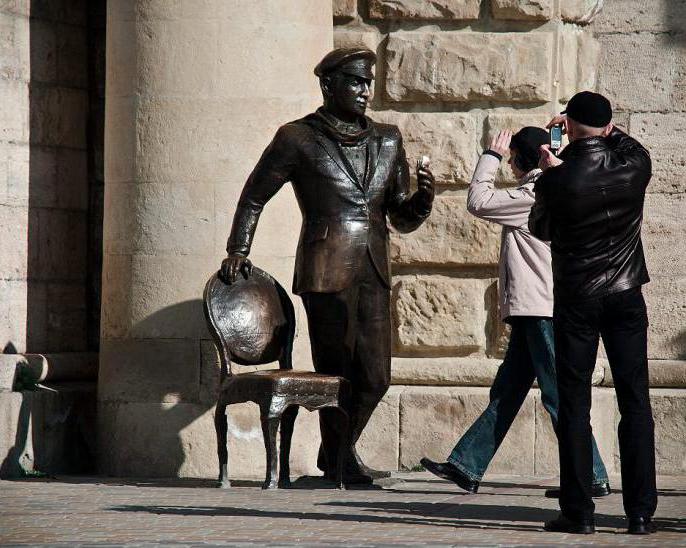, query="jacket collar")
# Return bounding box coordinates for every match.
[519,168,542,187]
[561,136,610,159]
